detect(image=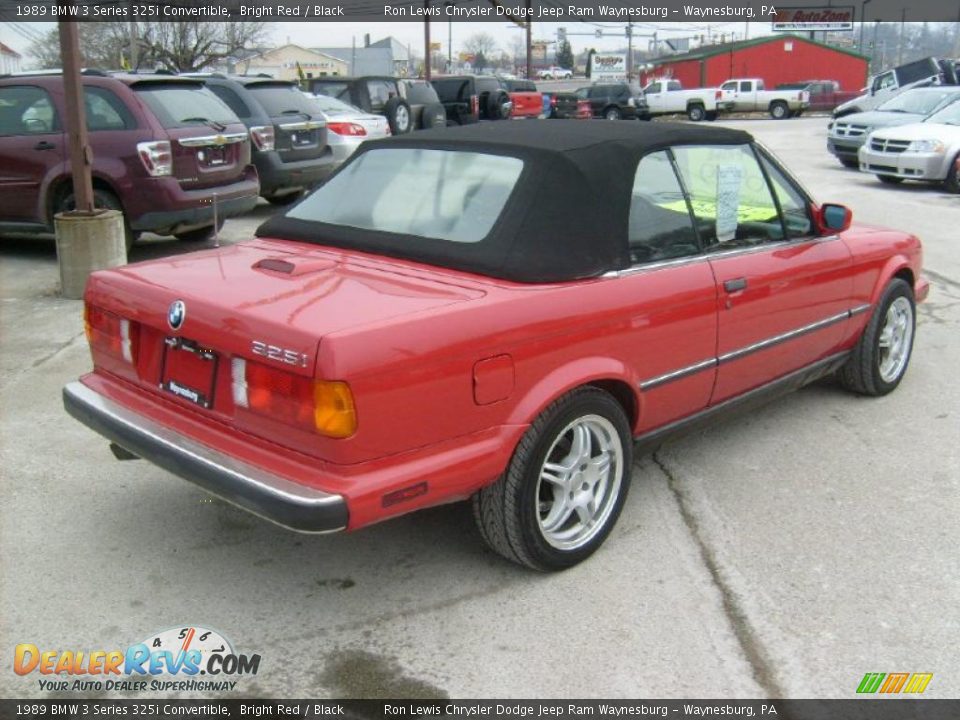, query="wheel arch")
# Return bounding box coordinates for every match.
[870,256,916,306]
[48,173,125,223]
[505,358,641,433]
